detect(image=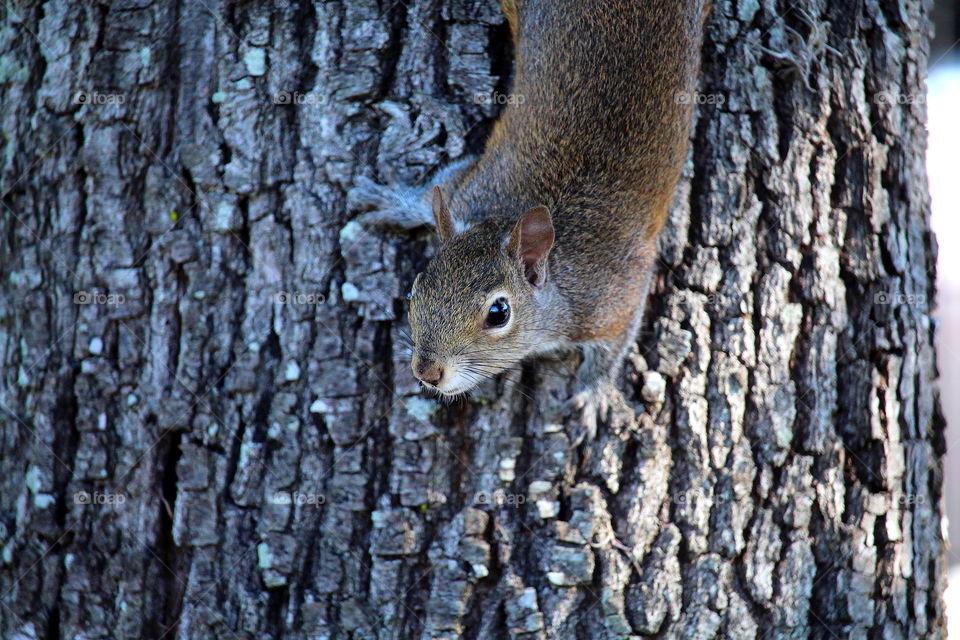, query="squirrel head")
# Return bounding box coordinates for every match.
[407,187,556,396]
